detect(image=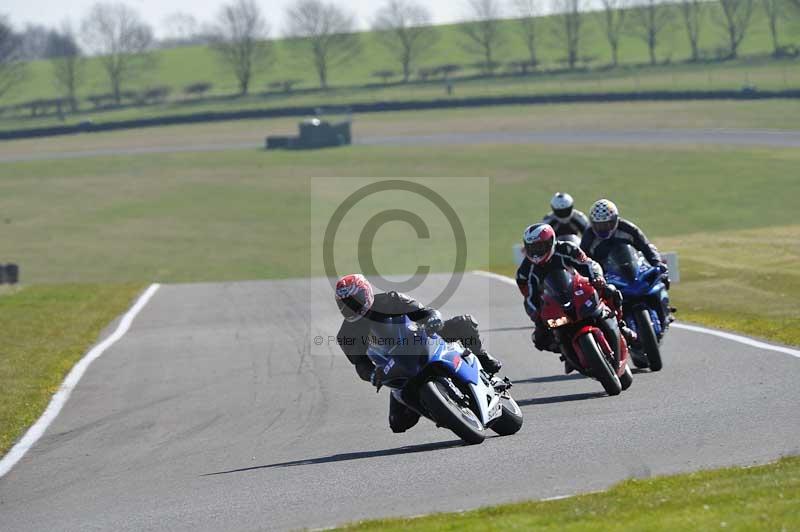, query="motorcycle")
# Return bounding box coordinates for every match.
[540,266,633,396]
[367,316,523,445]
[601,244,670,372]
